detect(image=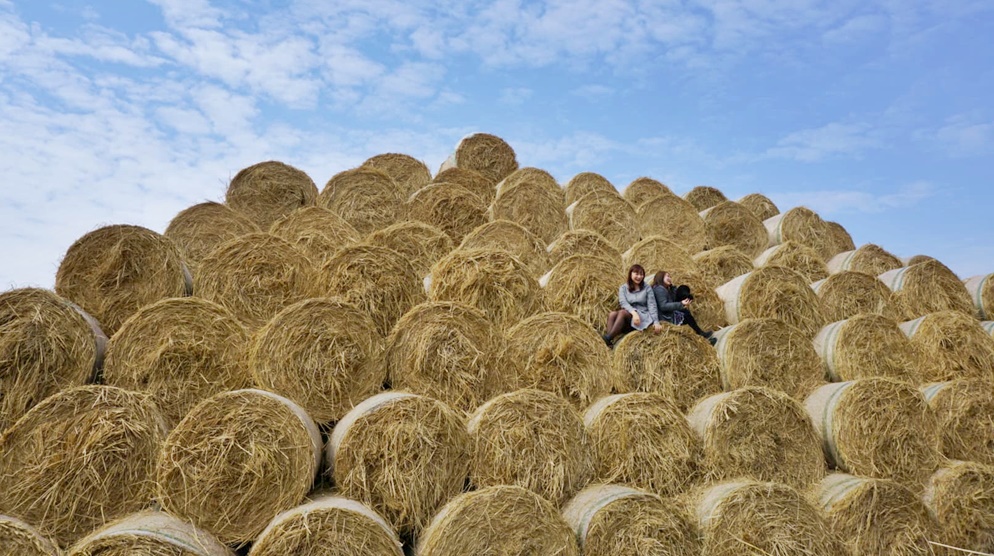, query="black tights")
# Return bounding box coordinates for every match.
[605,309,633,341]
[677,309,708,336]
